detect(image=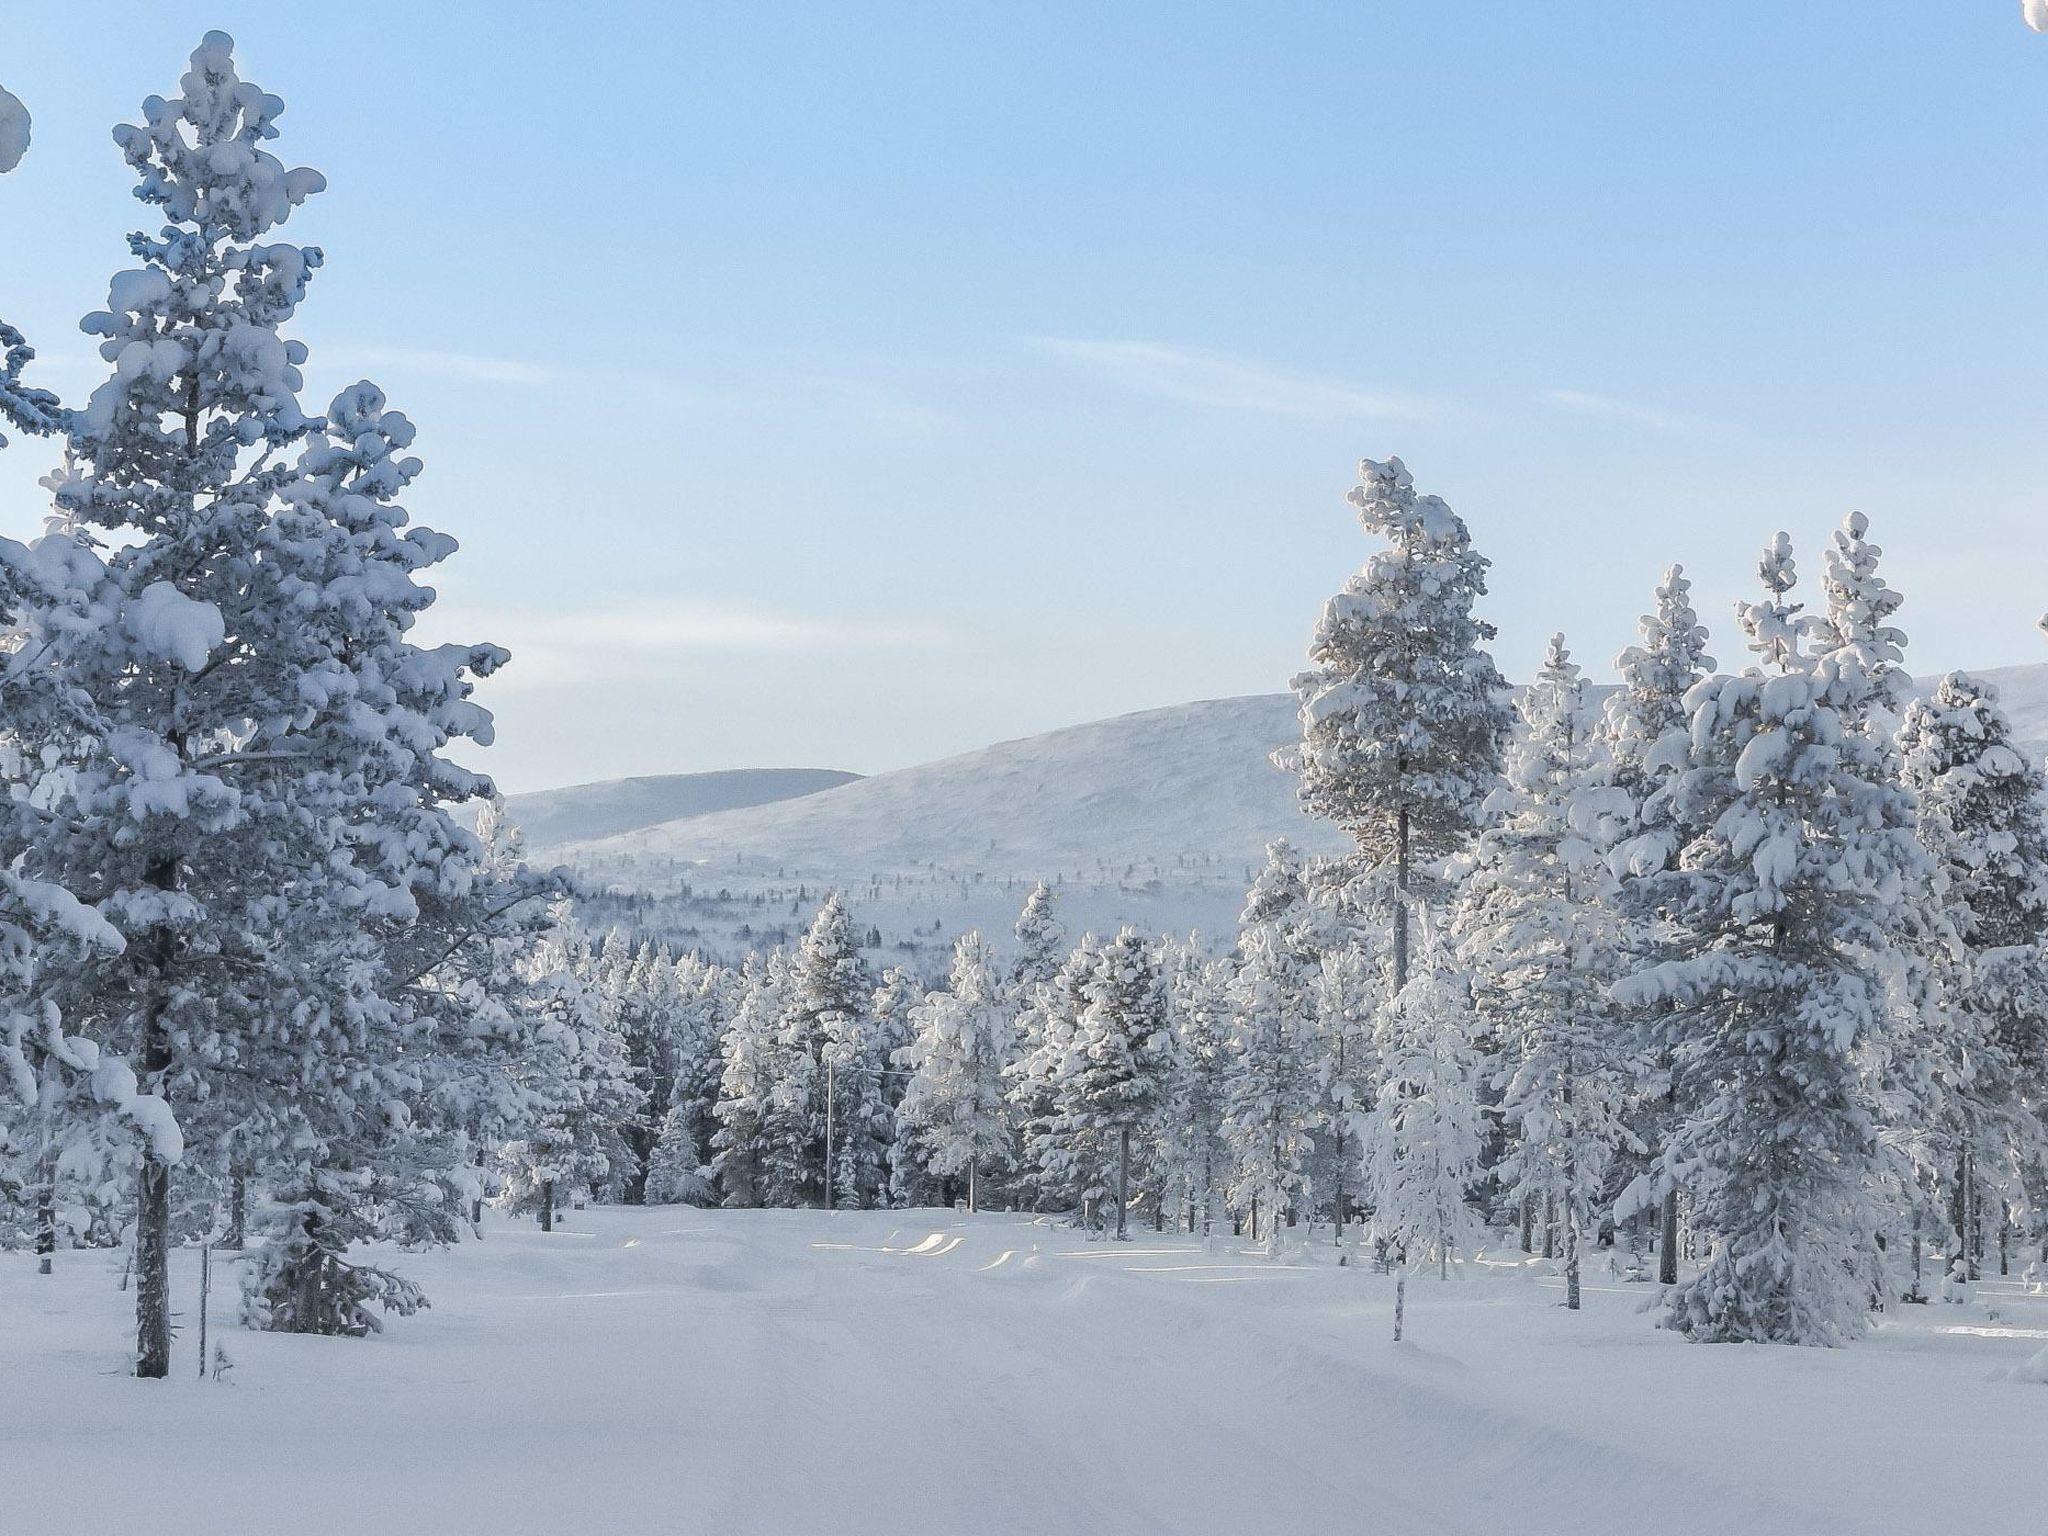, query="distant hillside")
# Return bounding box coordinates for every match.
[497,768,861,852]
[576,695,1341,879]
[545,663,2048,963]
